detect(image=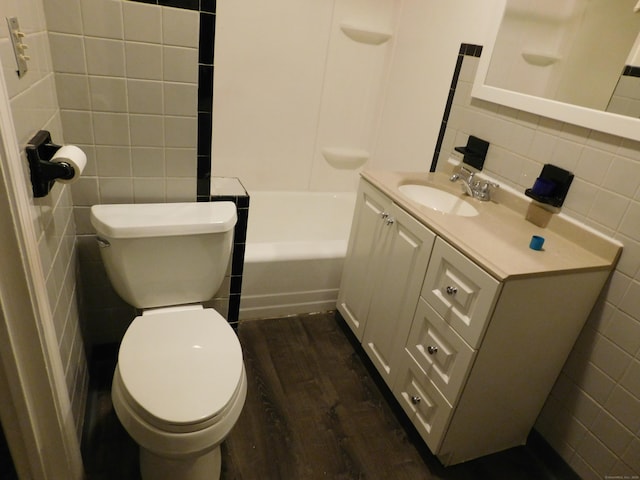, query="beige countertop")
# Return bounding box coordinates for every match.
[361,170,622,281]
